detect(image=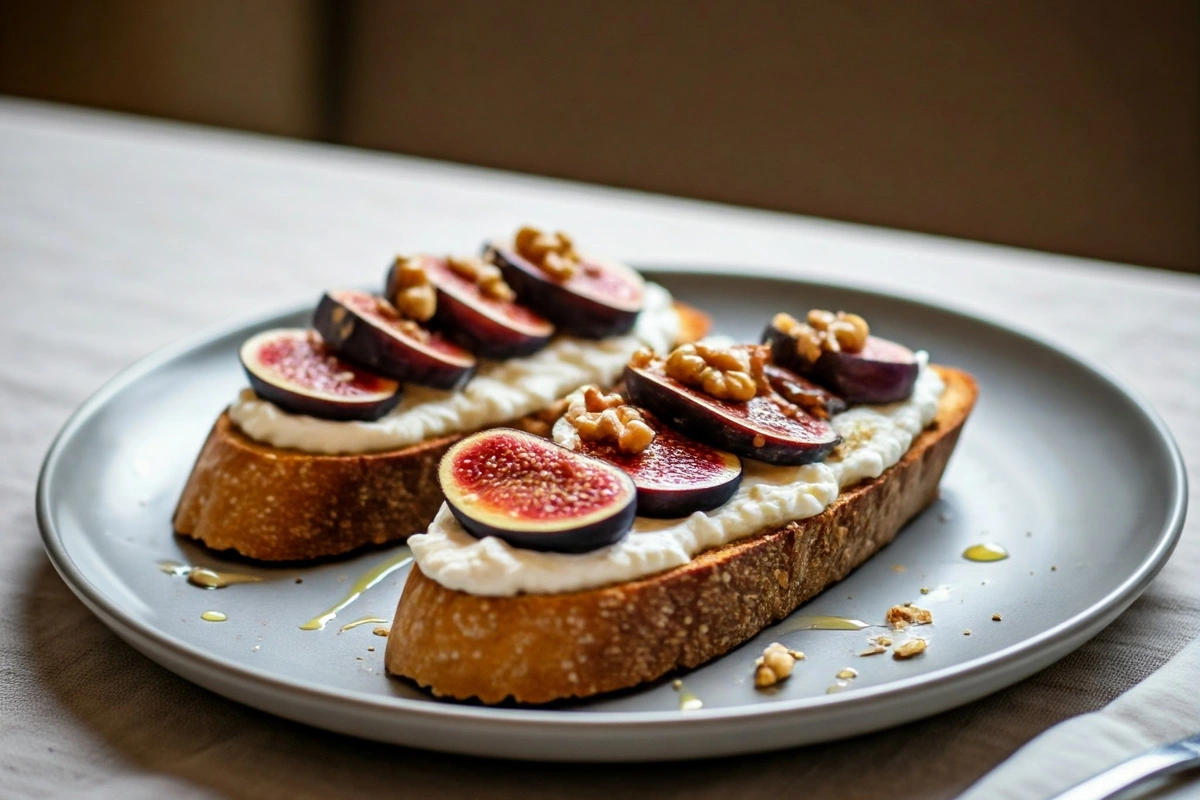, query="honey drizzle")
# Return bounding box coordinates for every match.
[299,548,412,631]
